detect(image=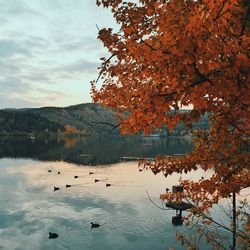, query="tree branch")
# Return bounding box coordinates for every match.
[240,1,250,37]
[194,205,248,240]
[90,120,120,130]
[222,164,242,183]
[213,0,228,21]
[96,54,116,83]
[228,121,245,134]
[153,75,208,99]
